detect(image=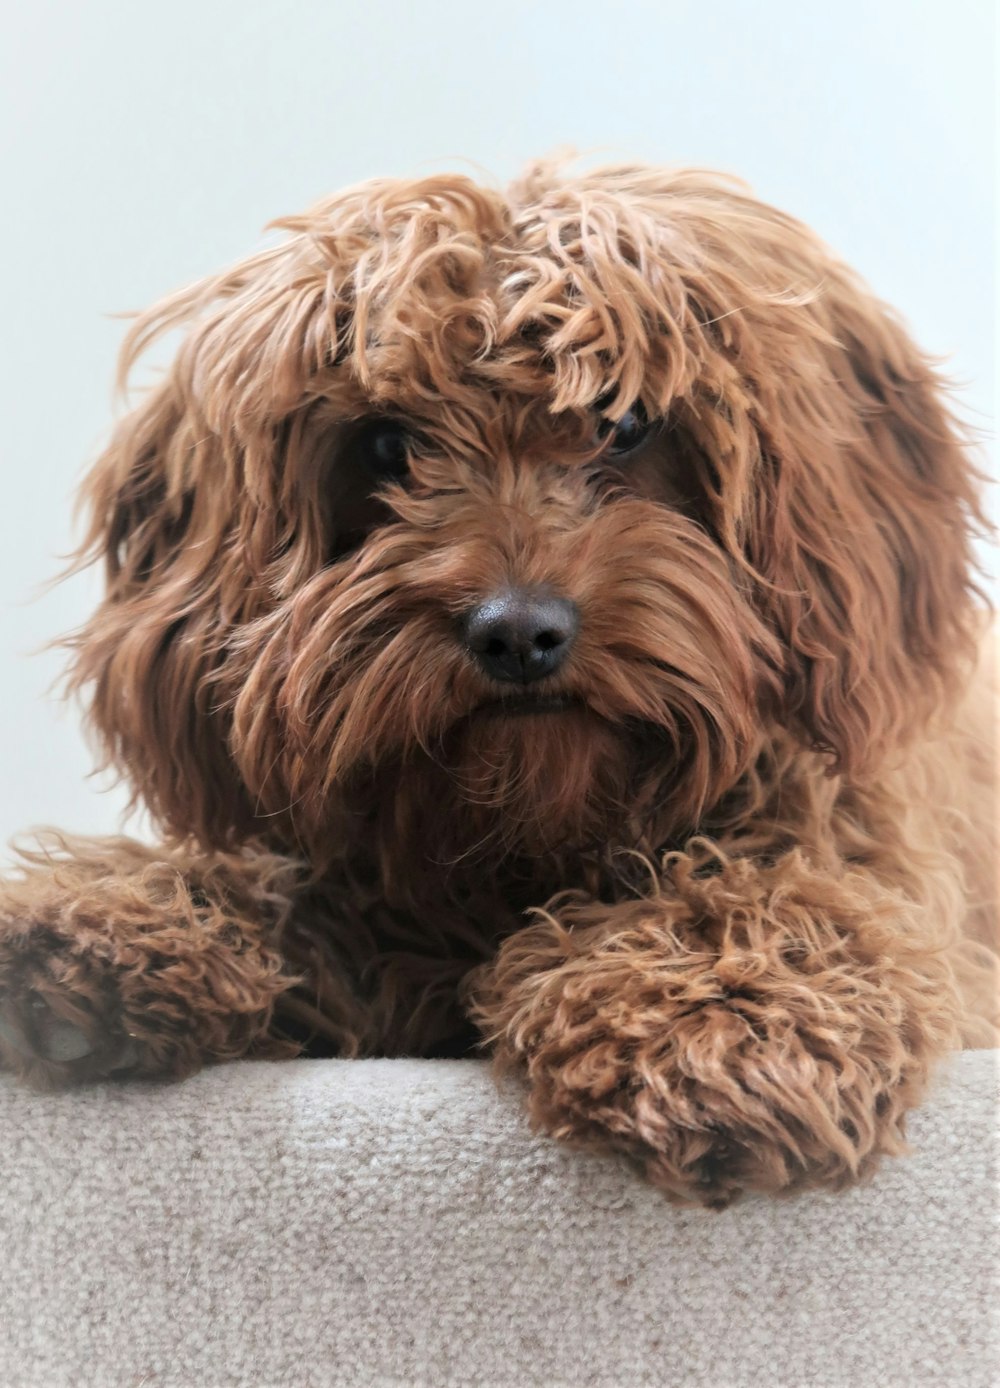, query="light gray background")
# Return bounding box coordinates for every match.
[1,0,995,848]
